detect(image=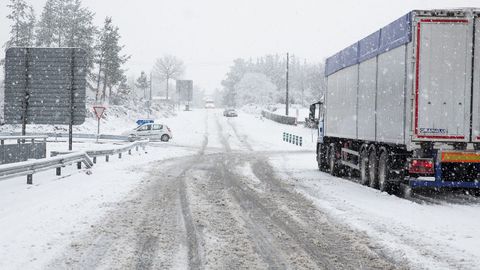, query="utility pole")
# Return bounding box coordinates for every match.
[148,71,153,118]
[286,52,290,116]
